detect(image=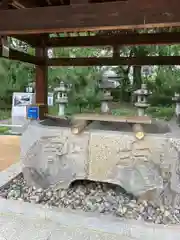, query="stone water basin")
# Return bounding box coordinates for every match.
[21,118,180,207]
